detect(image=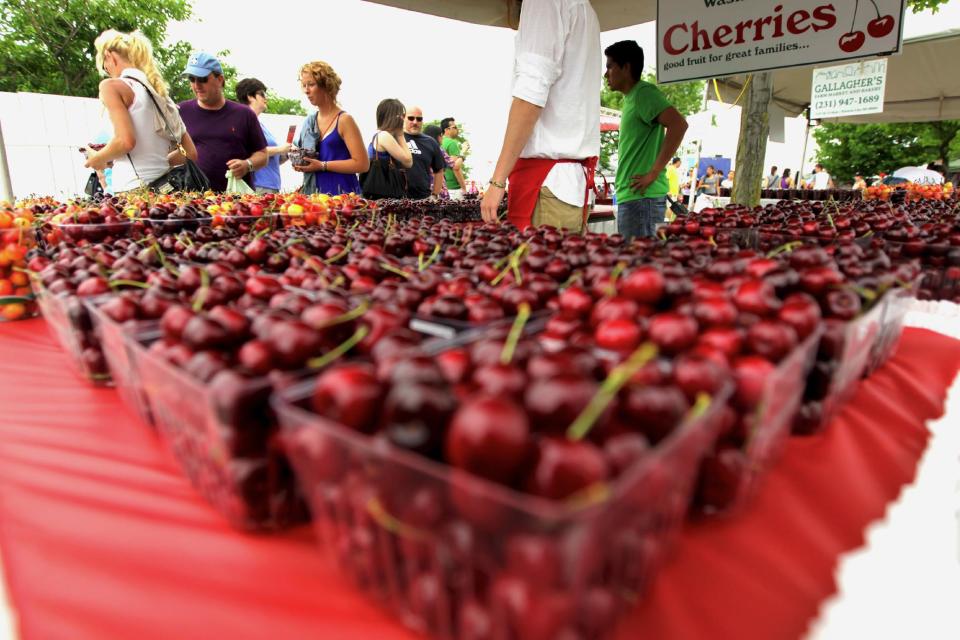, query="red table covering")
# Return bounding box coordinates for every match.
[1,319,958,640]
